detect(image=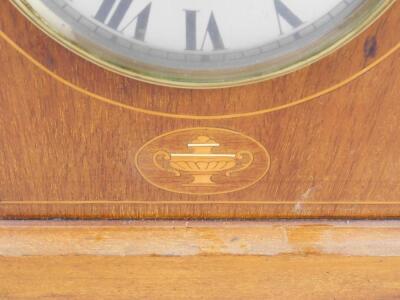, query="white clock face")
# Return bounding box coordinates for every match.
[68,0,342,52]
[13,0,393,87]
